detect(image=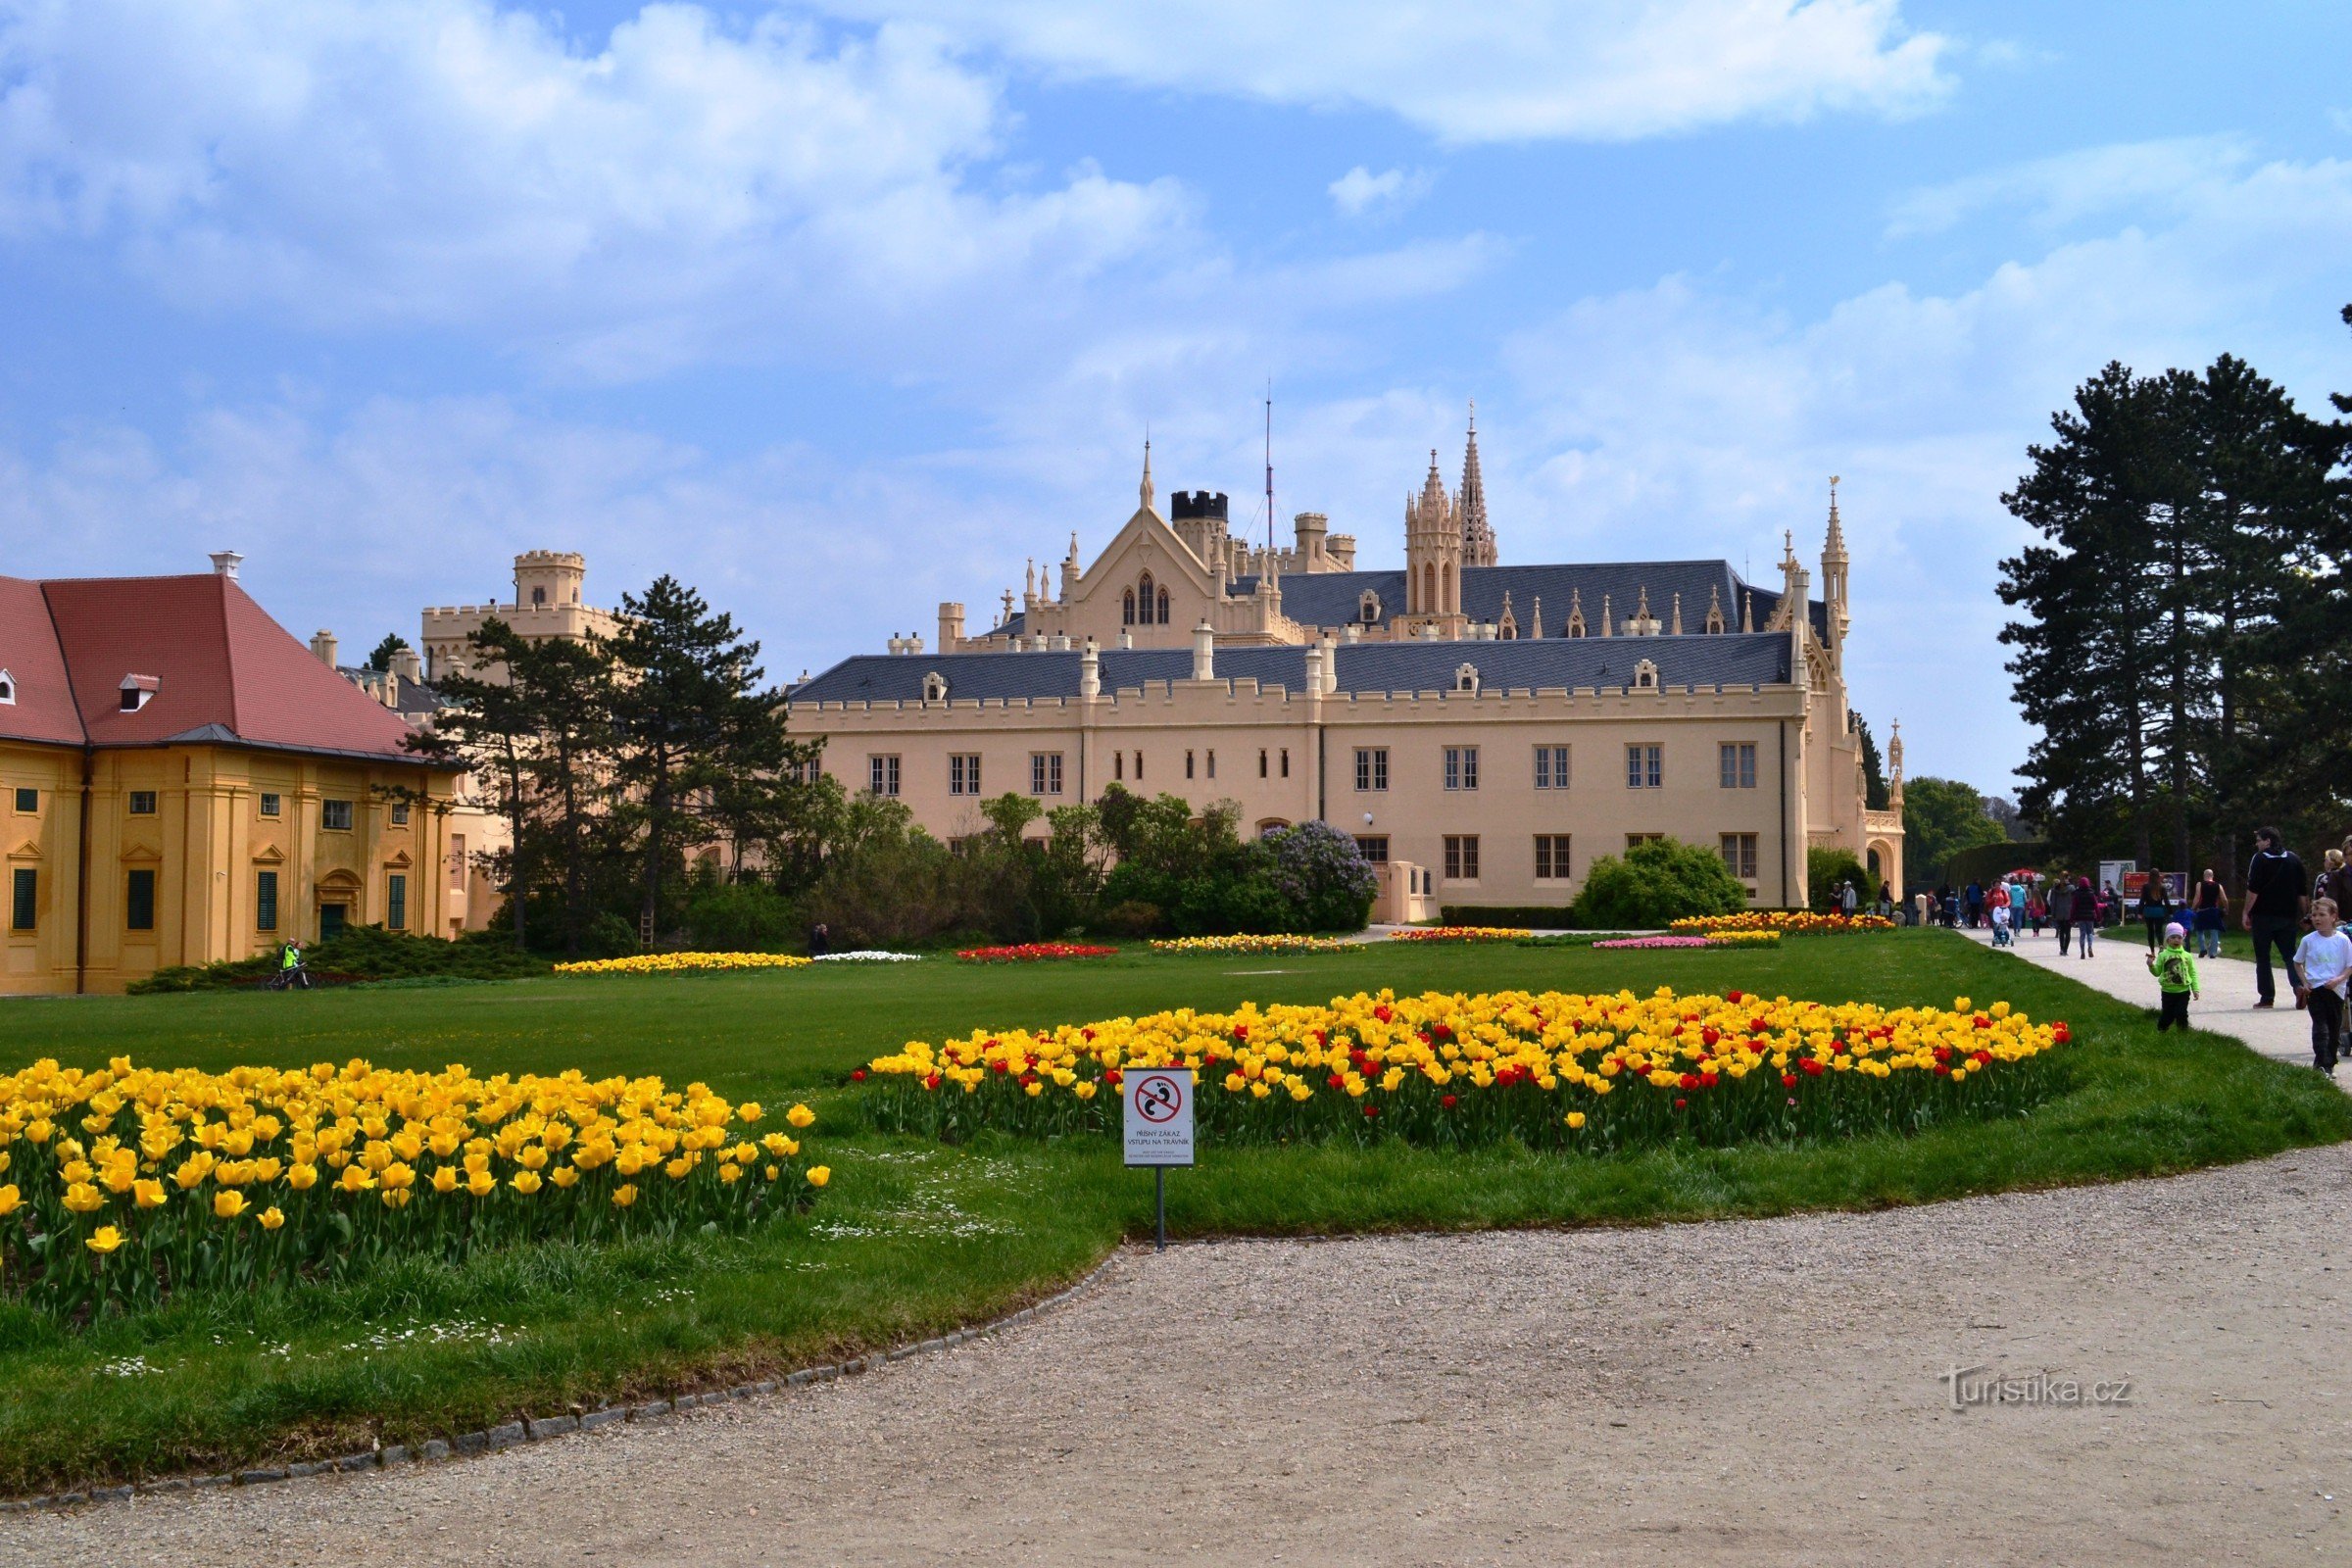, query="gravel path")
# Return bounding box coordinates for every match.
[9,1141,2352,1566]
